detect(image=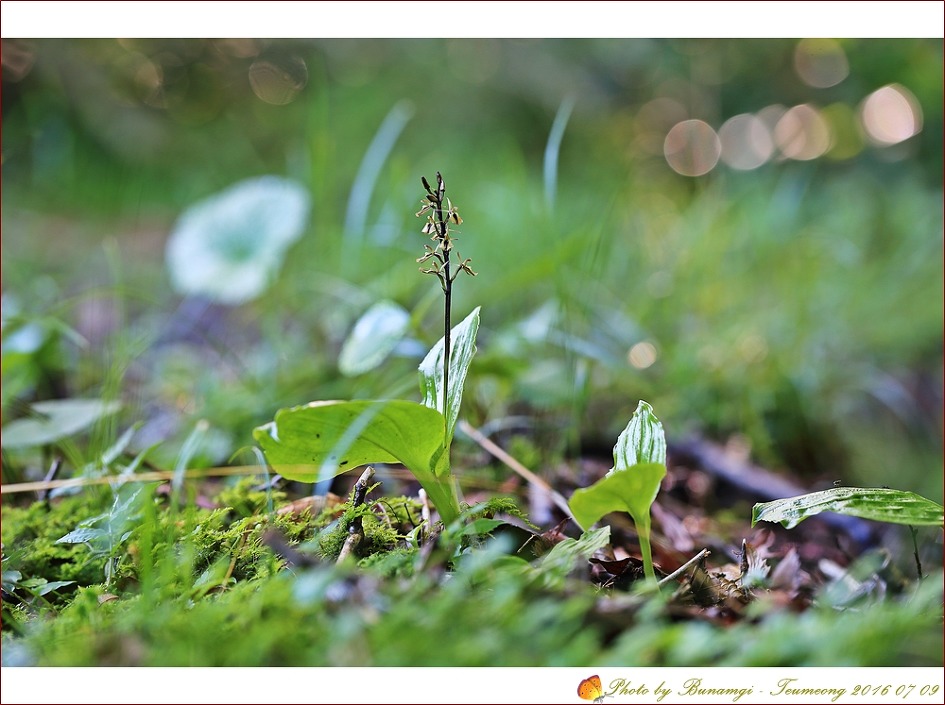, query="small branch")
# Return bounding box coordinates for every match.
[658,548,711,587]
[37,455,64,503]
[337,466,376,563]
[2,464,269,495]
